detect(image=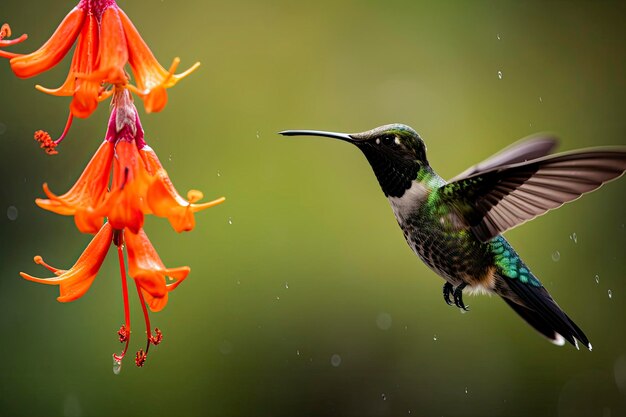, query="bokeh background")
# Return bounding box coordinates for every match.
[1,1,625,416]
